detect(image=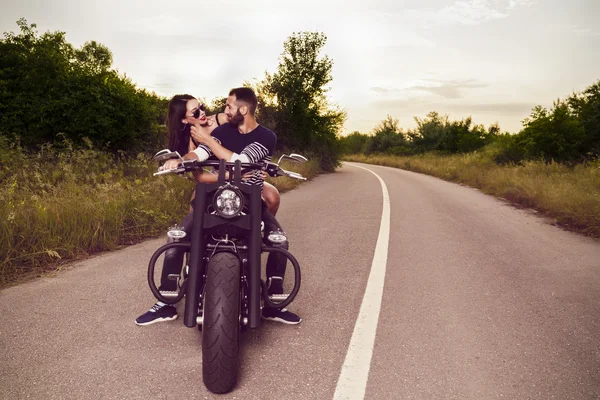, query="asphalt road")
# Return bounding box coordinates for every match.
[1,162,599,400]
